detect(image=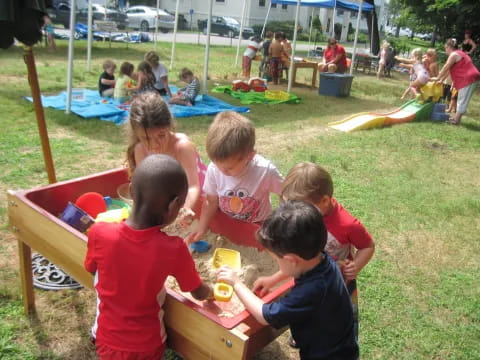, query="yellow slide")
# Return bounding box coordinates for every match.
[329,112,387,132]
